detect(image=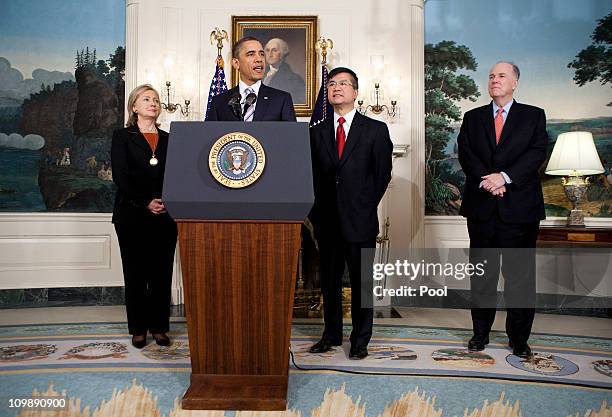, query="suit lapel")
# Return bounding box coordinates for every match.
[128,125,152,154]
[253,85,270,121]
[480,105,496,150]
[497,100,519,147]
[321,118,338,165]
[338,112,364,168]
